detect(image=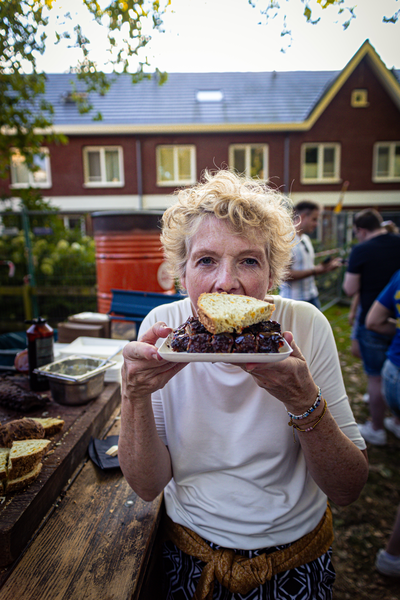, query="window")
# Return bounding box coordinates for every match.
[229,144,268,180]
[351,89,369,108]
[373,142,400,181]
[196,90,224,102]
[10,149,52,188]
[83,146,124,187]
[301,143,341,183]
[156,145,196,186]
[62,215,86,234]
